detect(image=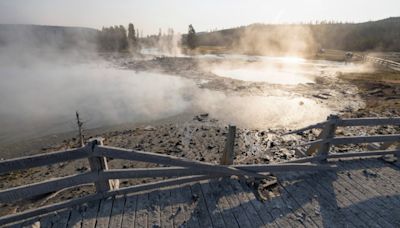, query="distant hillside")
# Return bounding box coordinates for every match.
[0,24,98,50]
[184,17,400,55]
